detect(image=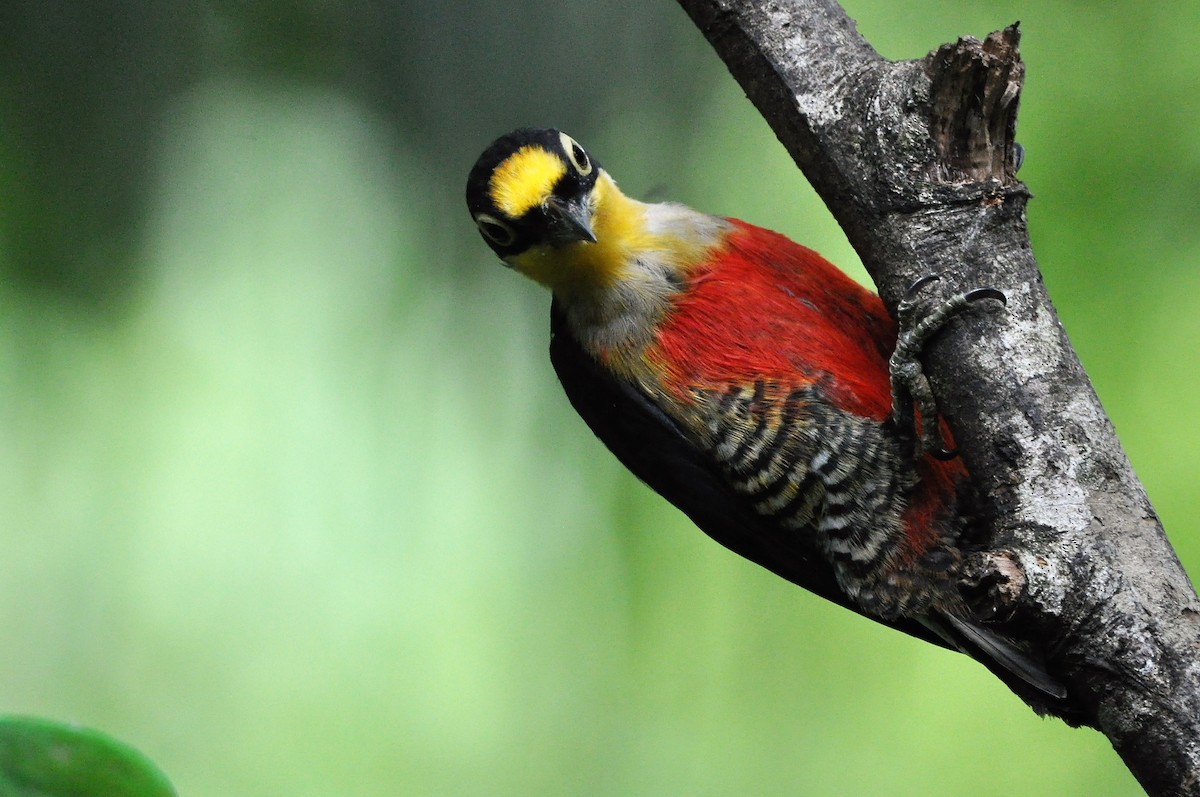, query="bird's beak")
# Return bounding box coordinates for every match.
[544,194,597,246]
